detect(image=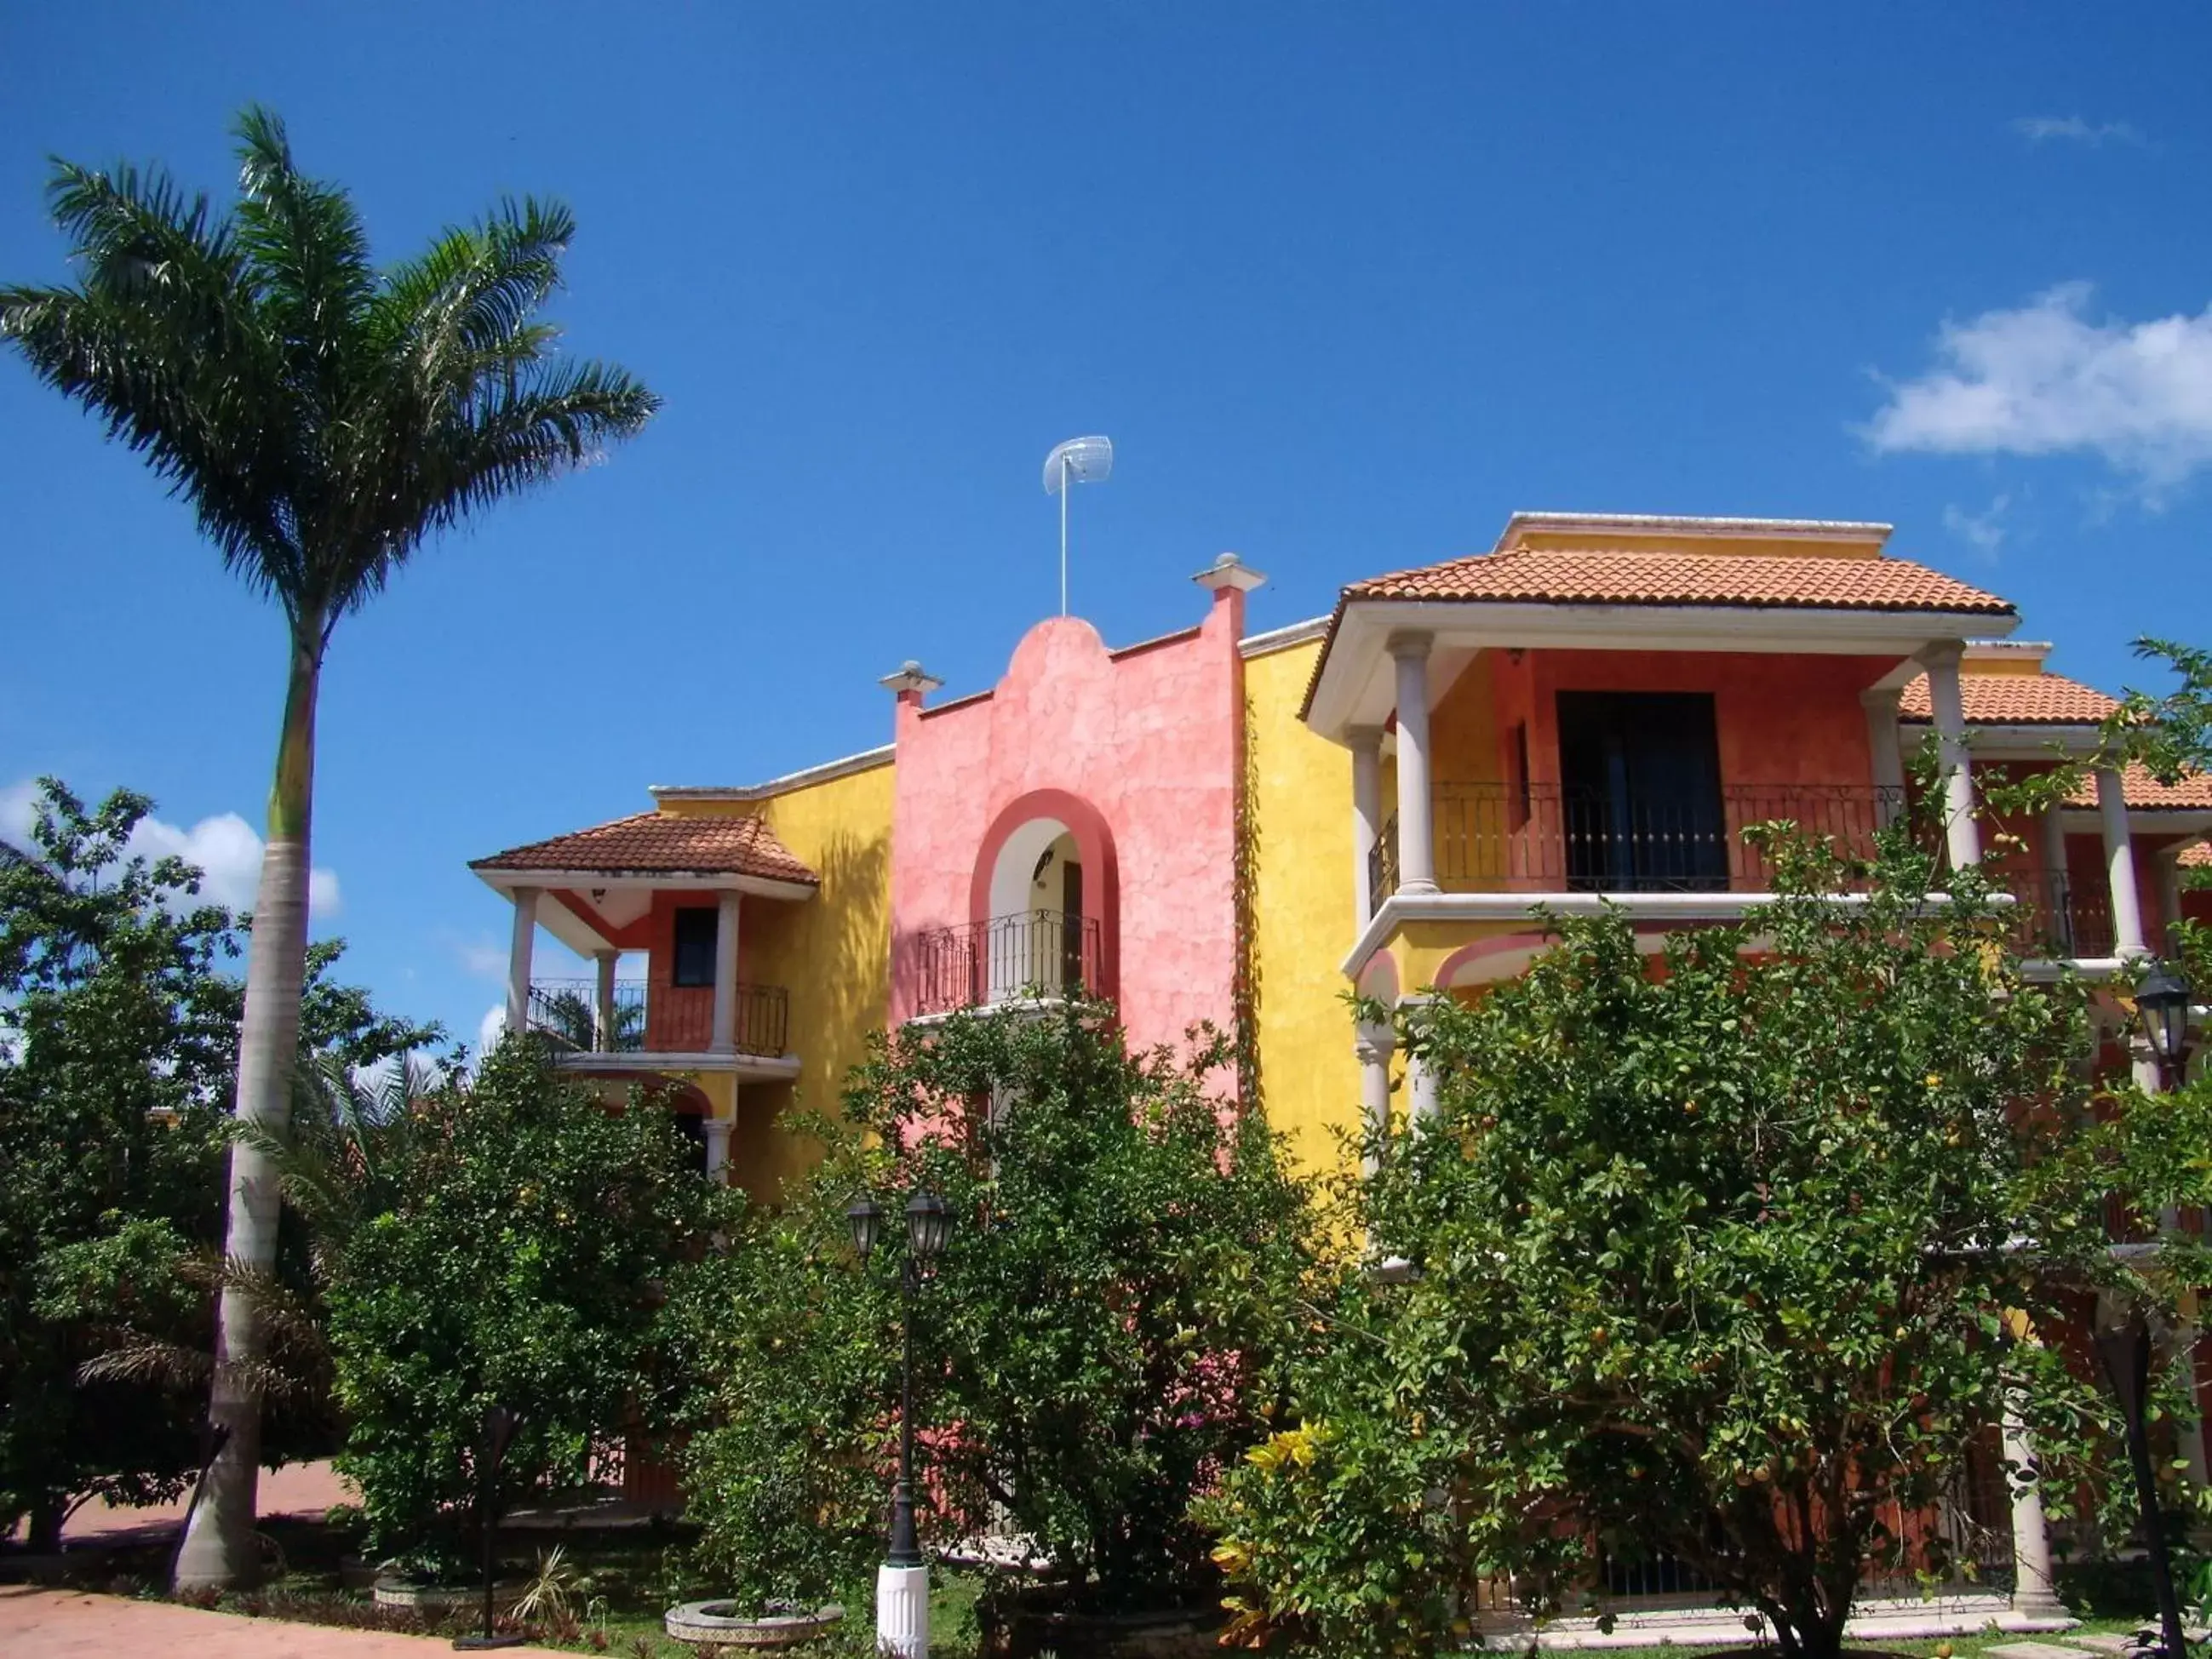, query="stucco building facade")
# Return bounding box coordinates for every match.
[472,512,2212,1632]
